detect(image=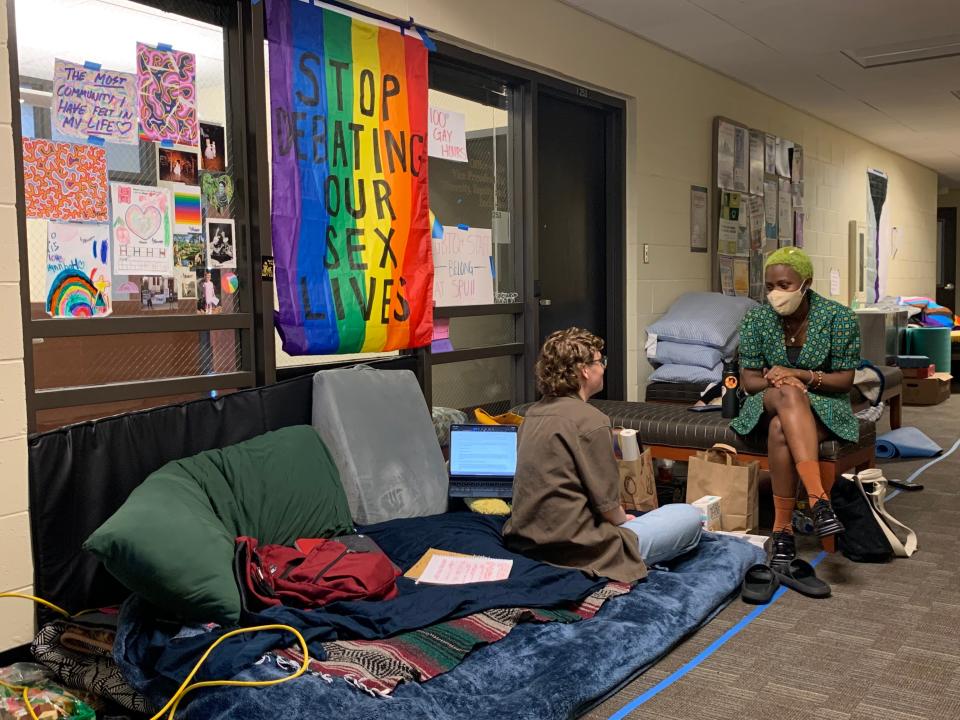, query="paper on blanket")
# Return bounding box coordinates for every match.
[403,548,475,580]
[417,554,513,585]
